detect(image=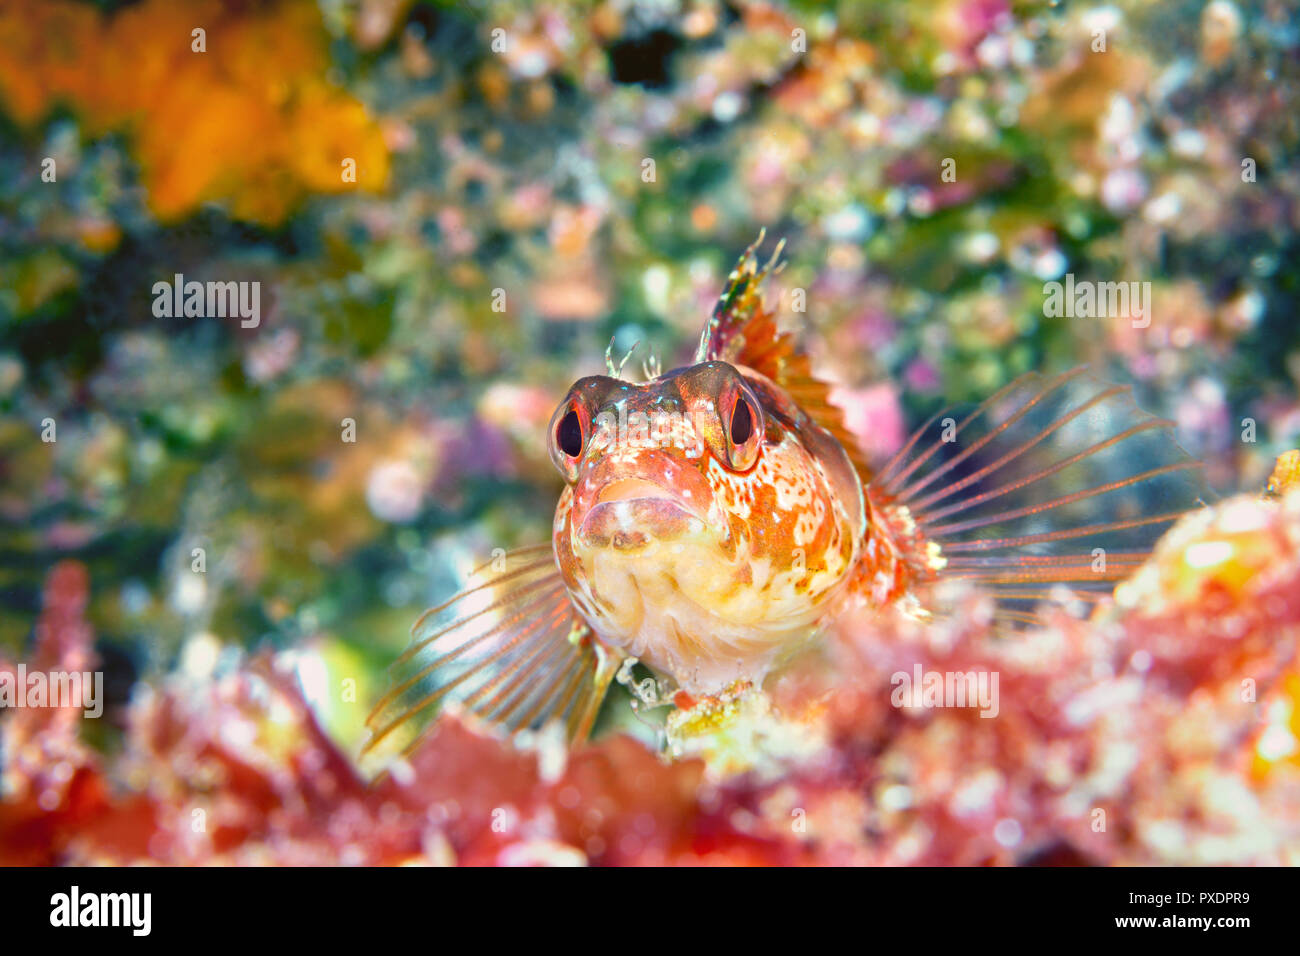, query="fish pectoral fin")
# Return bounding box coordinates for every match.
[870,367,1209,628]
[363,545,612,762]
